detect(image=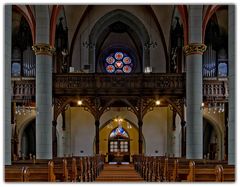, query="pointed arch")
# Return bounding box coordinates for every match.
[50,5,64,46]
[203,115,224,160]
[89,9,150,72]
[13,5,35,43]
[202,5,223,43]
[177,5,188,45]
